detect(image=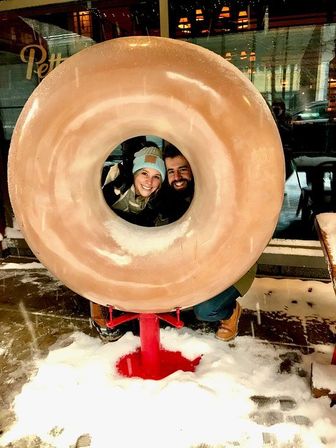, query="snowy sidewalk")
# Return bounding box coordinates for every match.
[1,265,336,447]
